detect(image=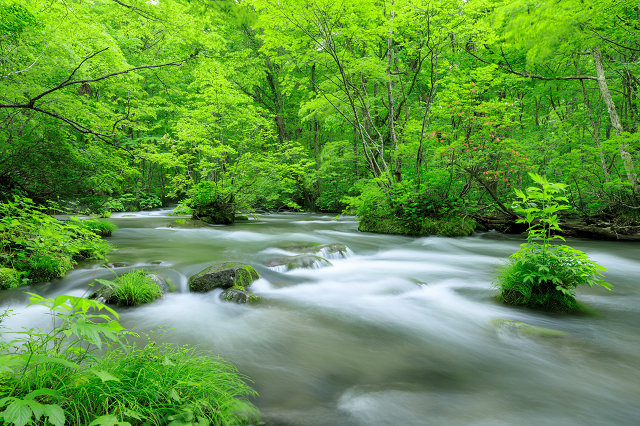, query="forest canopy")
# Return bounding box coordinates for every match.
[1,0,638,228]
